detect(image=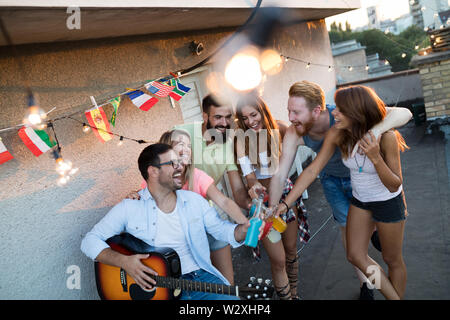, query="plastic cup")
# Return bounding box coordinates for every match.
[267,228,281,243]
[271,216,287,233]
